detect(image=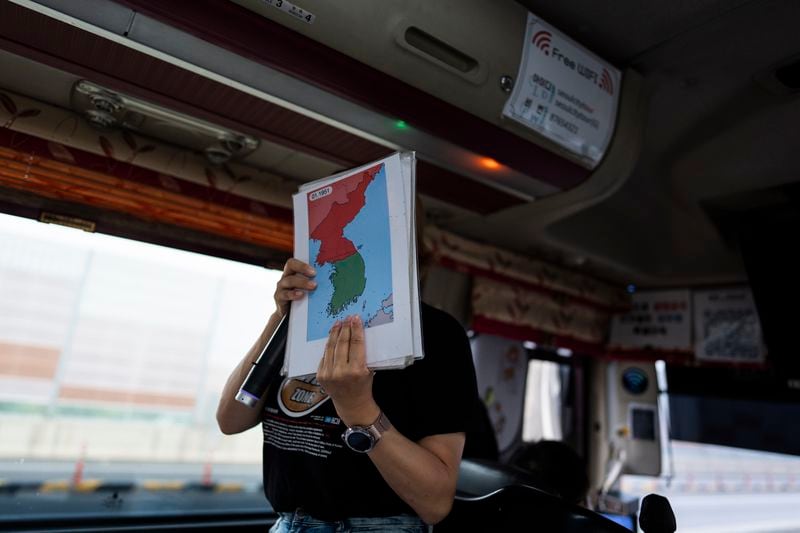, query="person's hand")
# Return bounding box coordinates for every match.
[316,315,379,426]
[274,258,317,318]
